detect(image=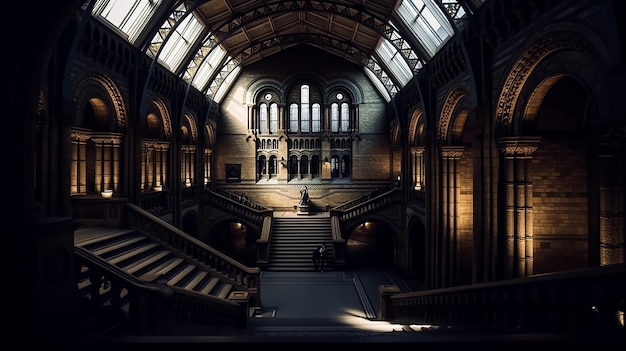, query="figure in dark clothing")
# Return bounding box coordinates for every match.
[319,244,328,272]
[312,246,321,271]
